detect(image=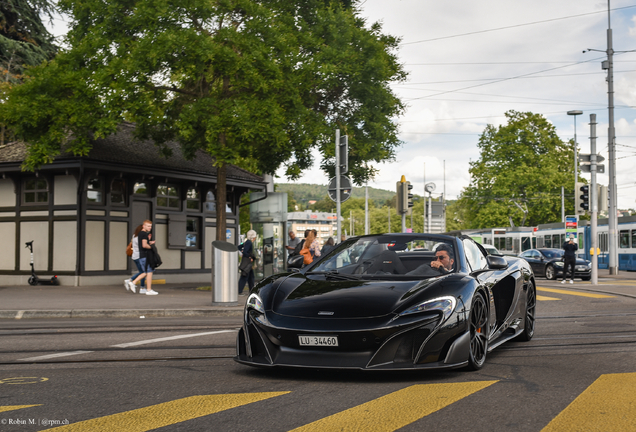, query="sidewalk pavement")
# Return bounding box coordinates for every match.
[0,270,634,320]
